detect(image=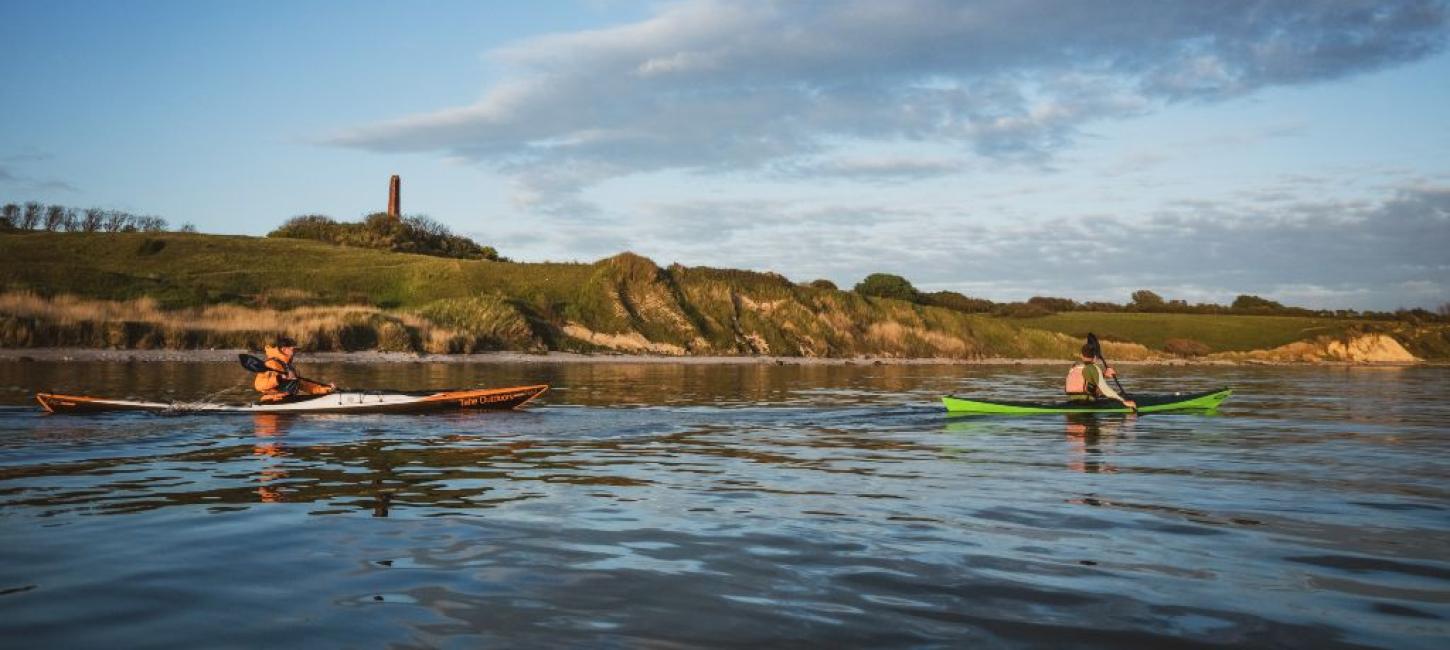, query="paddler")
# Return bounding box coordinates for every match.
[254,337,335,403]
[1065,343,1136,410]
